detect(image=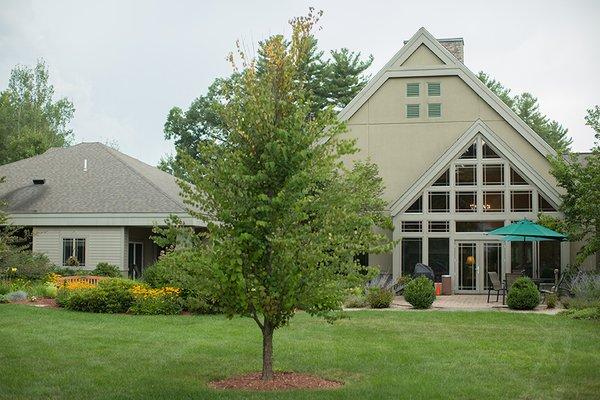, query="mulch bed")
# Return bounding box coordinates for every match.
[209,372,343,391]
[11,298,58,308]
